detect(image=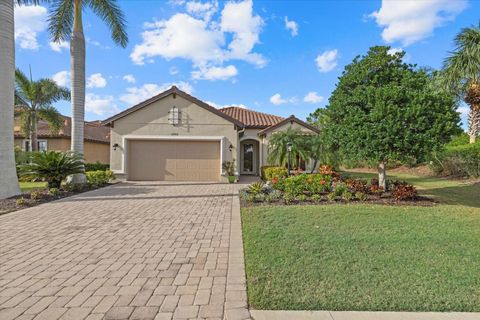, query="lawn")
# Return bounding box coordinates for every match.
[19,181,47,192]
[241,172,480,311]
